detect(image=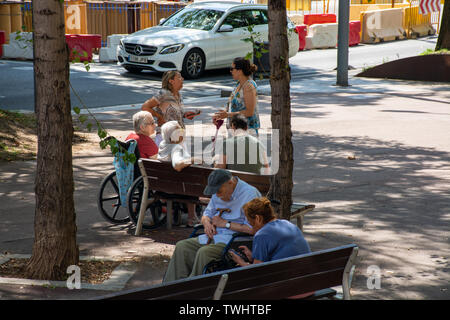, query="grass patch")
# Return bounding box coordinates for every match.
[419,48,449,56]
